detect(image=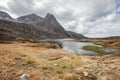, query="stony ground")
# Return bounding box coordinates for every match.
[0,42,120,80]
